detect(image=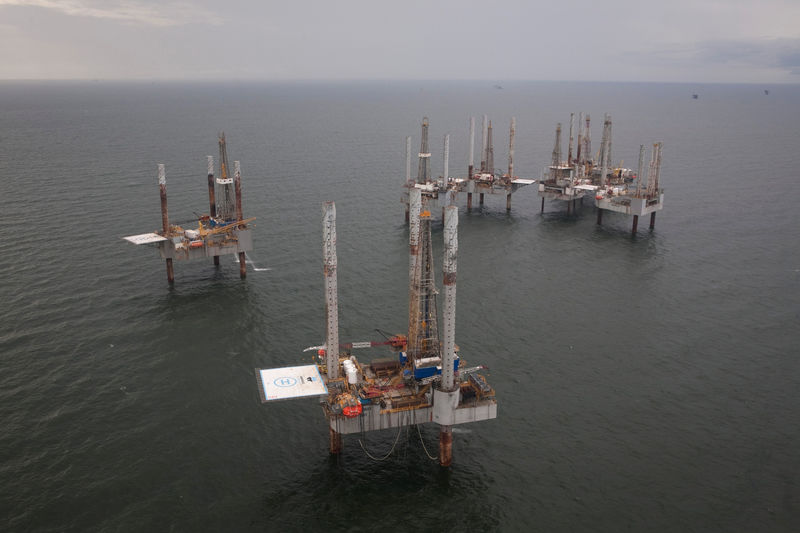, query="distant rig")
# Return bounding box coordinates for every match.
[123,133,254,283]
[401,116,536,222]
[537,112,665,234]
[256,195,497,466]
[401,114,665,234]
